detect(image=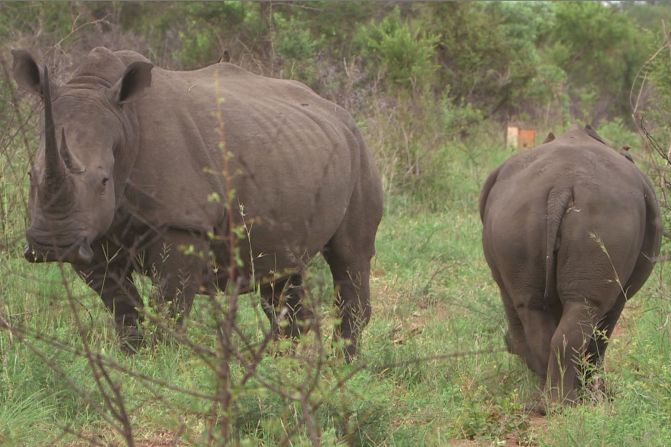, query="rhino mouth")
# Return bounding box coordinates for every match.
[24,239,94,264]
